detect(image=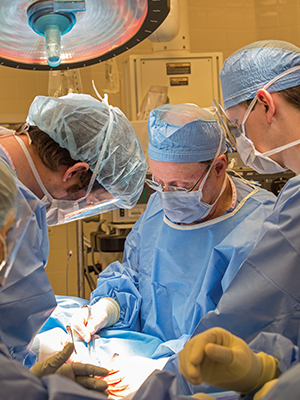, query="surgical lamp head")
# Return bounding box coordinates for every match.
[27,0,84,67]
